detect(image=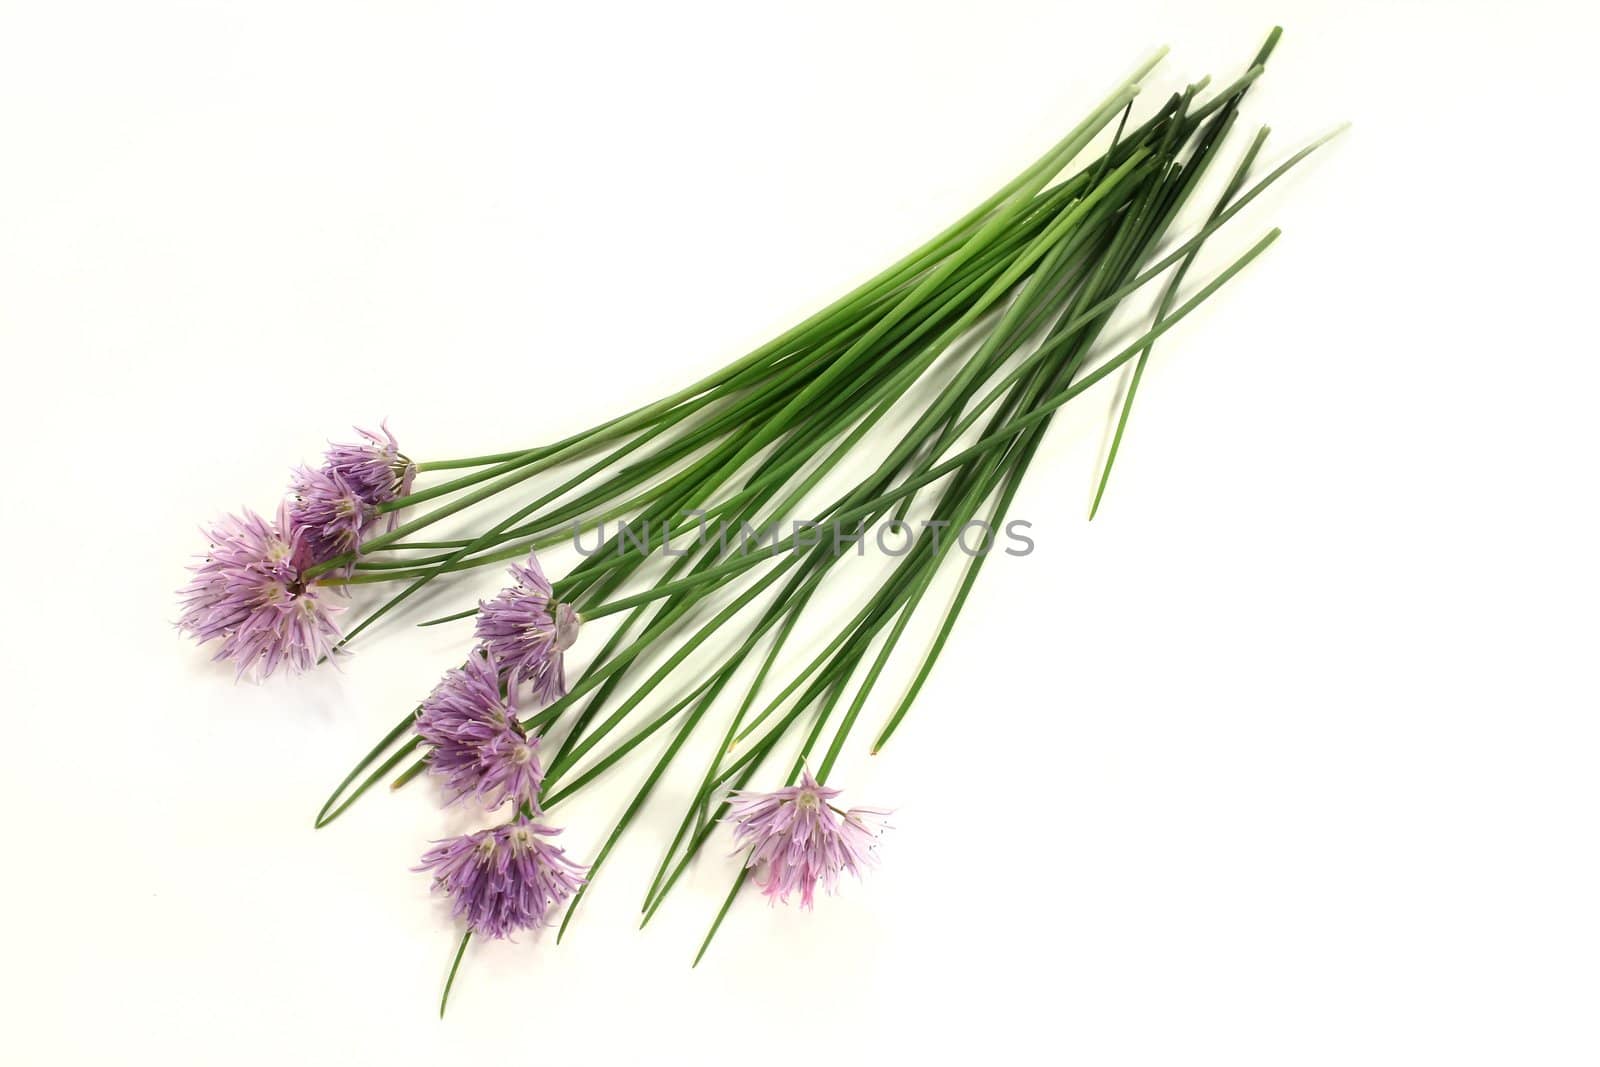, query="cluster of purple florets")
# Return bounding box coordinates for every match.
[414,553,588,939]
[177,424,416,680]
[725,770,891,909]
